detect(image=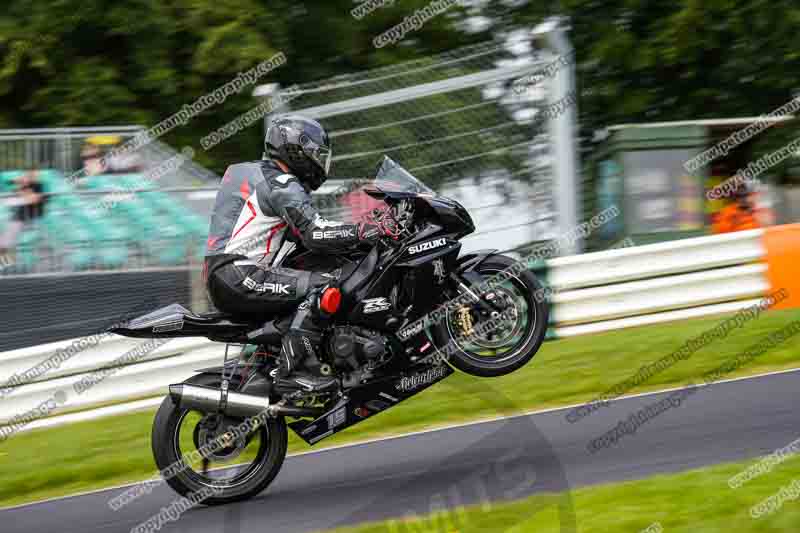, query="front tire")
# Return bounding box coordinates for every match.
[432,254,549,377]
[151,373,287,505]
